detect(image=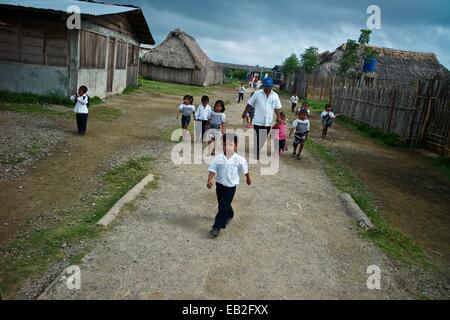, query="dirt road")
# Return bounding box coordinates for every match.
[39,88,414,299]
